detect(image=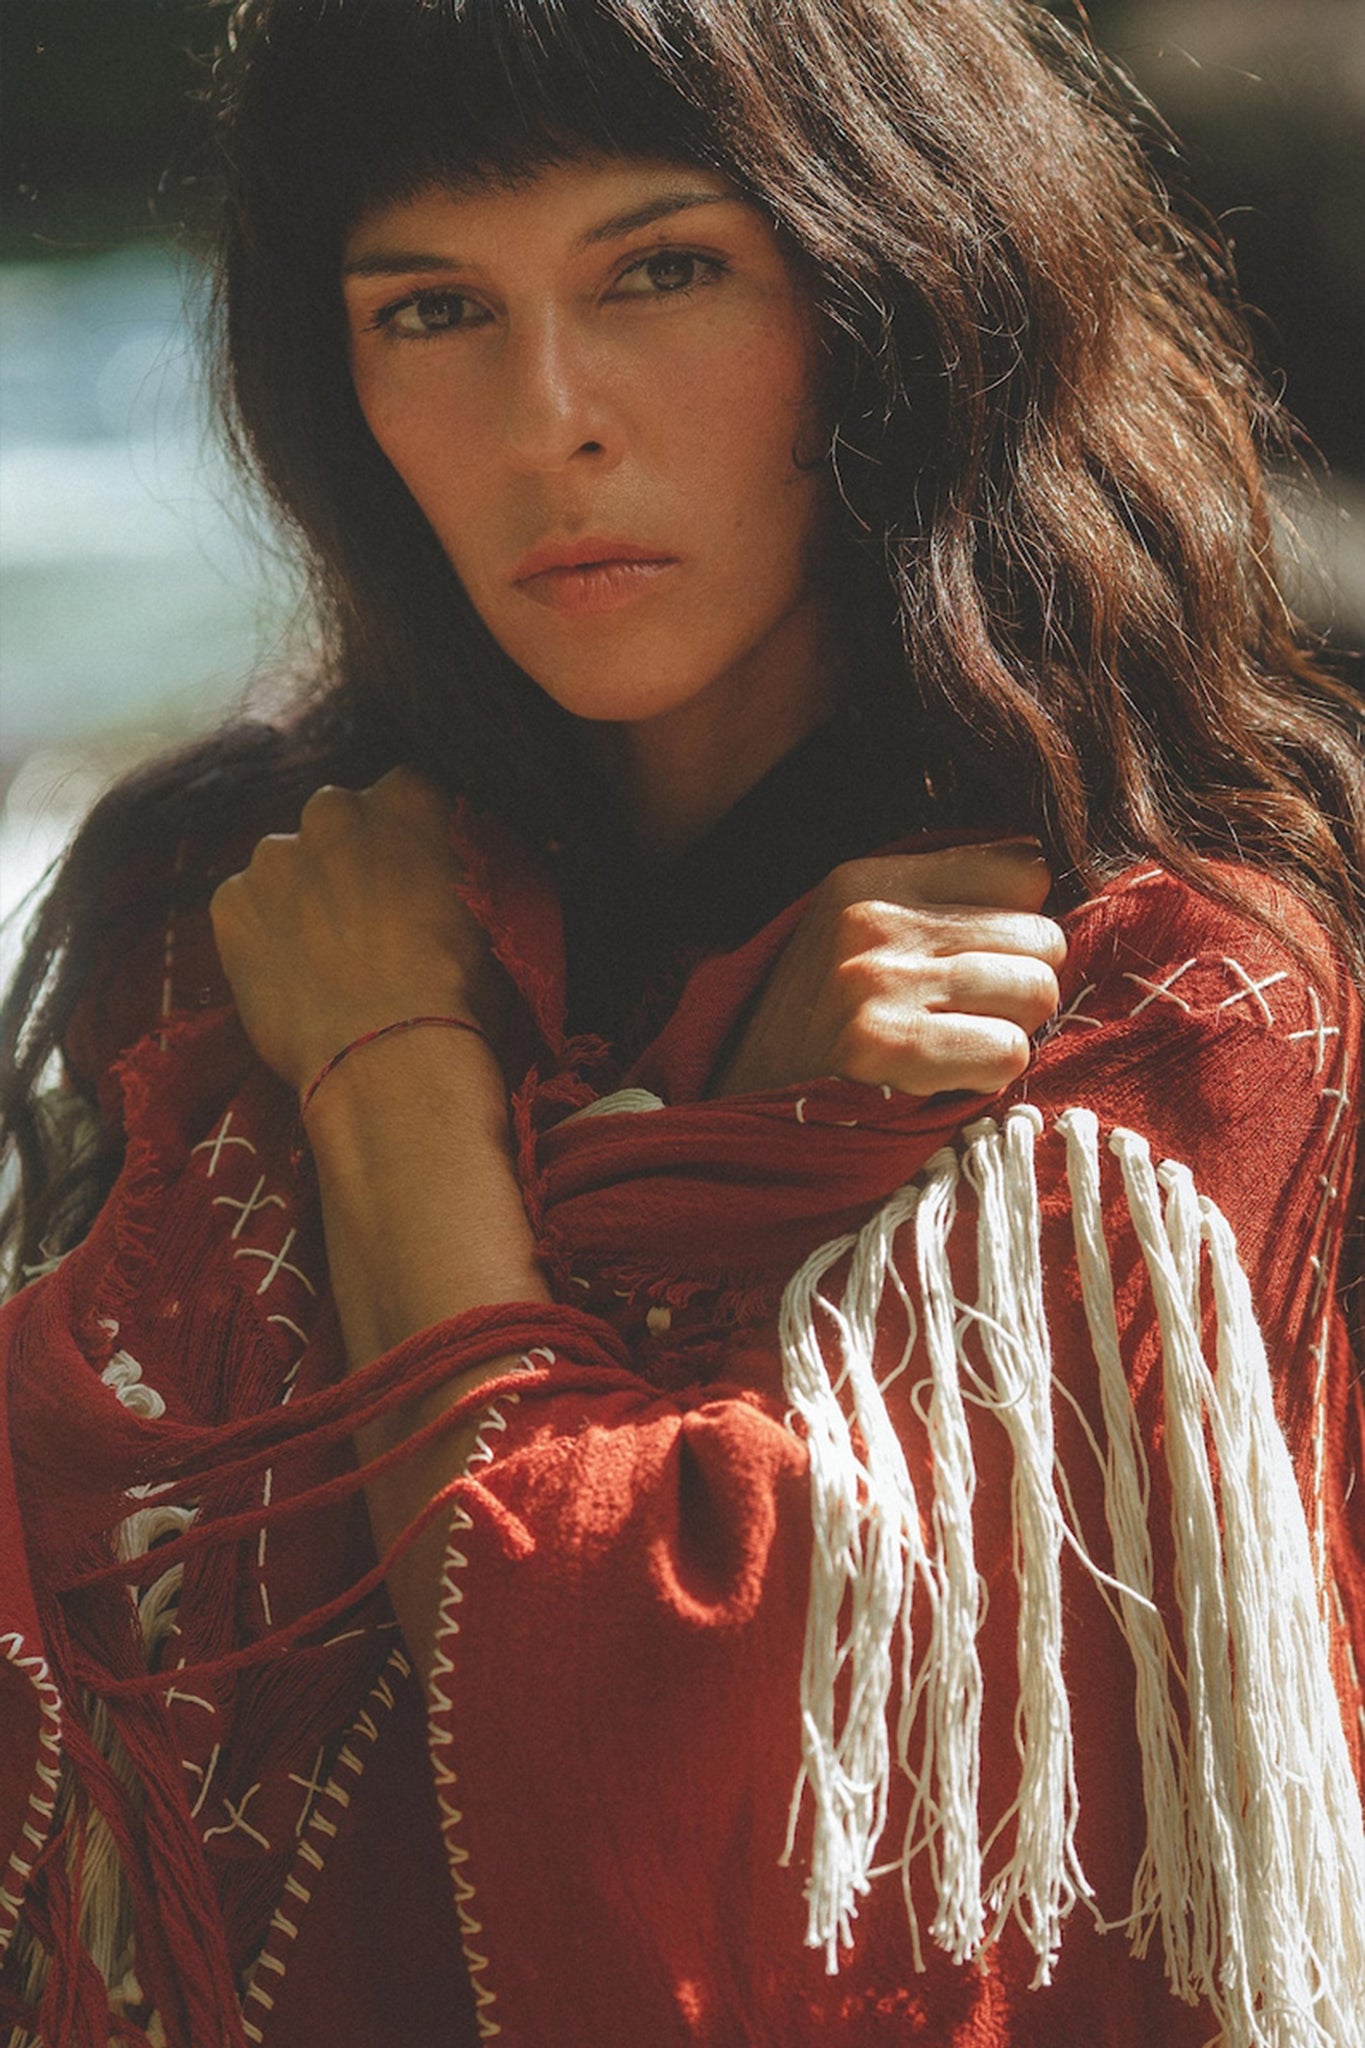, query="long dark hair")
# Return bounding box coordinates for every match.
[4,0,1363,1293]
